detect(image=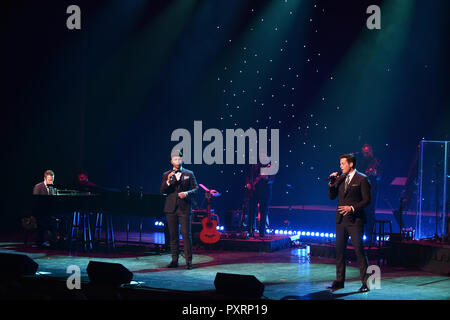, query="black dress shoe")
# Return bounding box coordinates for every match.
[187,262,193,270]
[327,281,344,291]
[359,283,369,293]
[167,261,179,268]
